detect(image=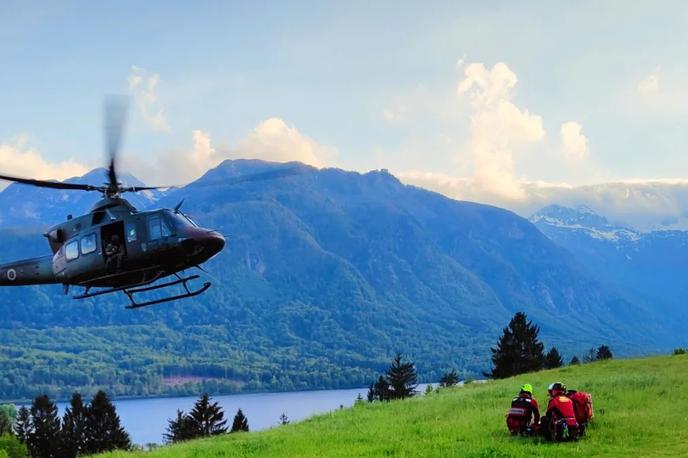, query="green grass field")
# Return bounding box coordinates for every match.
[98,354,688,457]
